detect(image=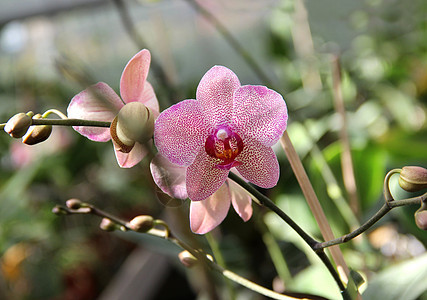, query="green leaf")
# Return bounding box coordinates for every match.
[362,253,427,300]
